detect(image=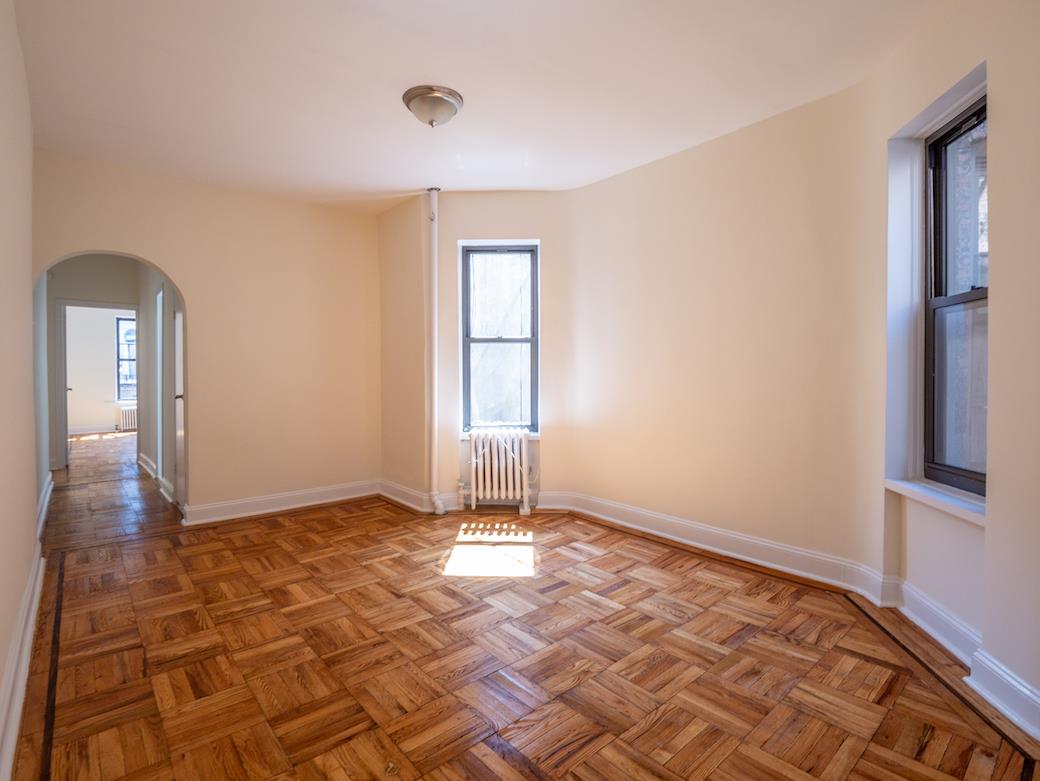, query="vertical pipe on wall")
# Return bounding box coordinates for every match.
[427,188,446,514]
